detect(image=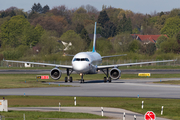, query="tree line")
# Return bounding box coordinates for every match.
[0,3,180,61]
